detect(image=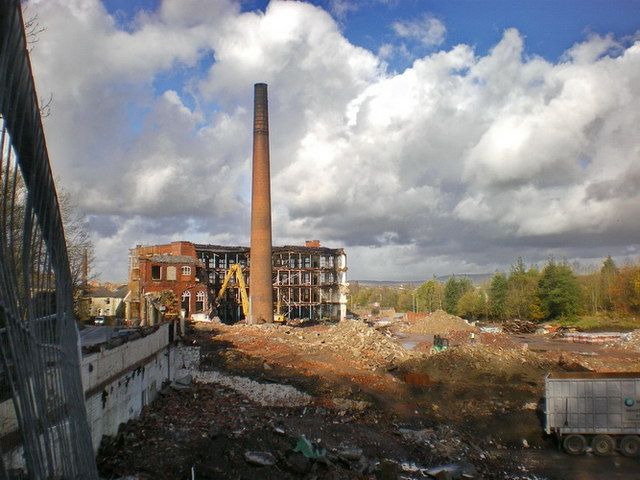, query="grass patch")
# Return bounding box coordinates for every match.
[550,314,639,332]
